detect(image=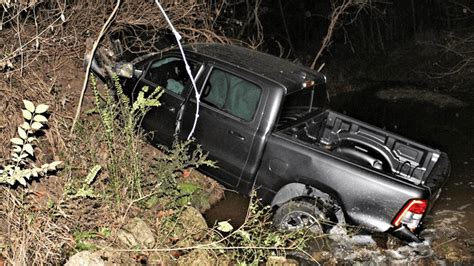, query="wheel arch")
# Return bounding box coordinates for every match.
[270,182,346,223]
